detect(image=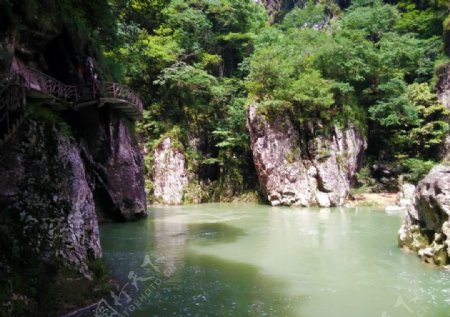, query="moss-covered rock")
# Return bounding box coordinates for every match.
[0,120,105,316]
[398,165,450,266]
